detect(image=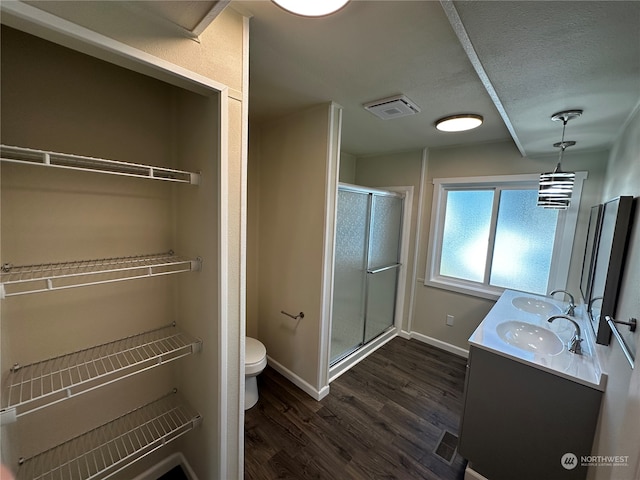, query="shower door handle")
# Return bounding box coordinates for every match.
[367,263,401,274]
